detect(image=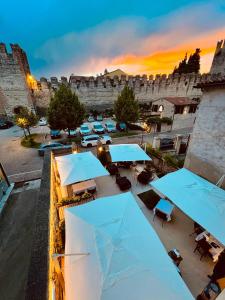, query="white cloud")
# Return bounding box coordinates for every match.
[34,2,225,77]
